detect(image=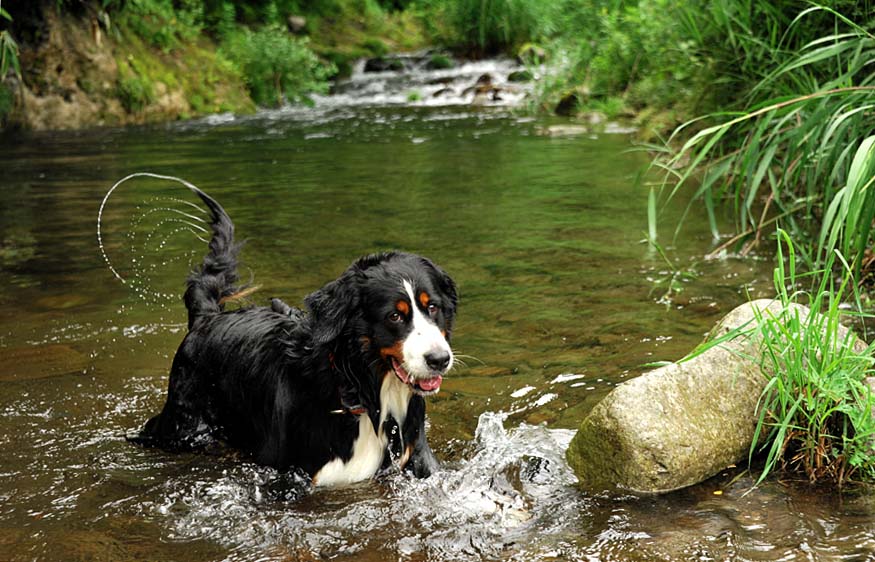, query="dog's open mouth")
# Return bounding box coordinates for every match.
[391,358,442,395]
